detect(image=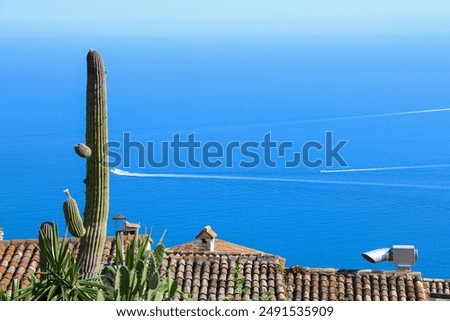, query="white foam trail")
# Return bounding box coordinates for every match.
[195,107,450,131]
[358,107,450,118]
[320,164,450,173]
[111,168,450,190]
[278,107,450,126]
[110,107,450,134]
